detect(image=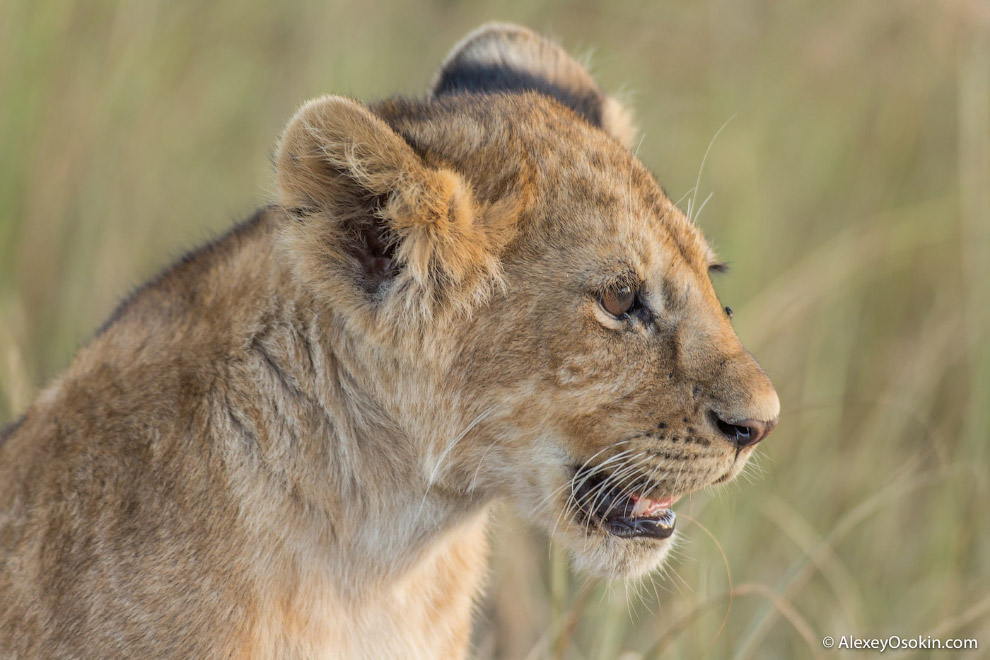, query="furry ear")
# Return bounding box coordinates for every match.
[276,95,498,298]
[430,23,637,149]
